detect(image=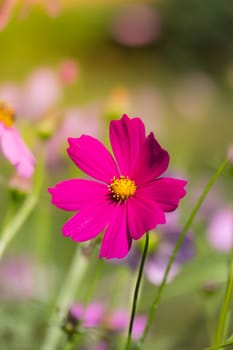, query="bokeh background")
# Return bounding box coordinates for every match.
[0,1,233,349]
